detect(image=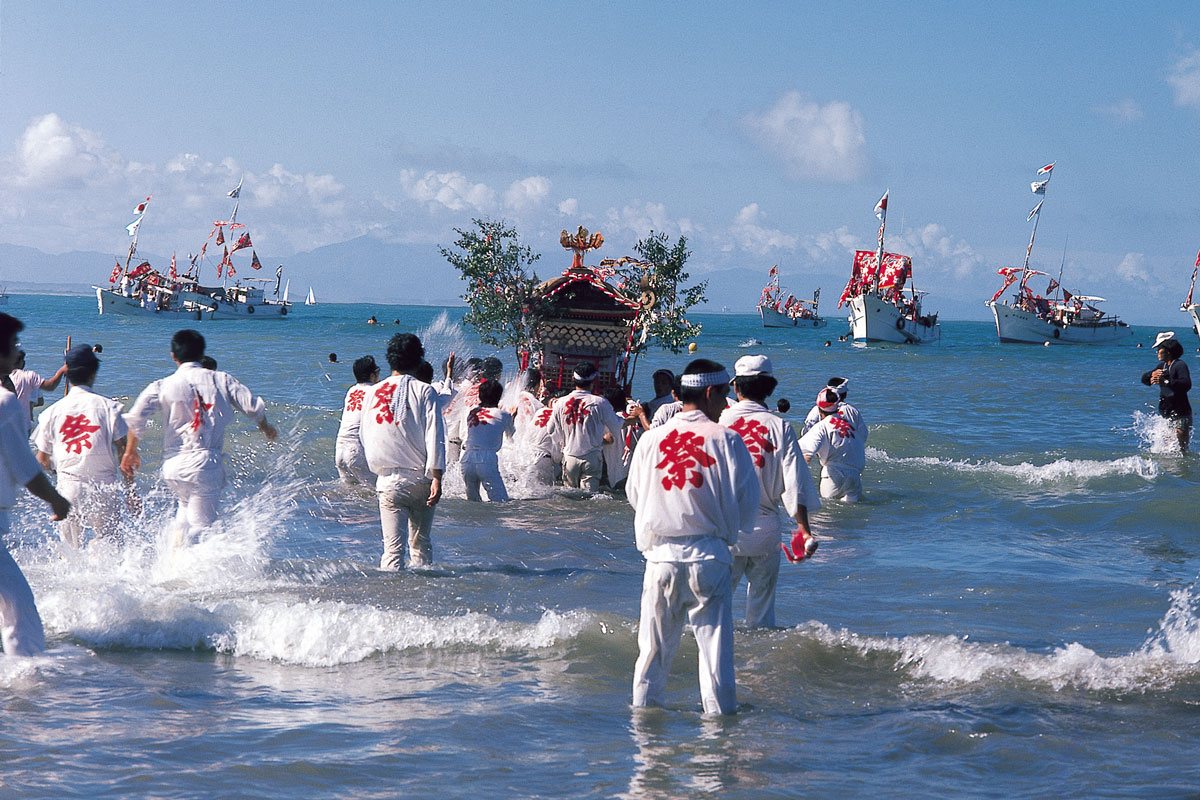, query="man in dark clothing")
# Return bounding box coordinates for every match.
[1142,331,1192,452]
